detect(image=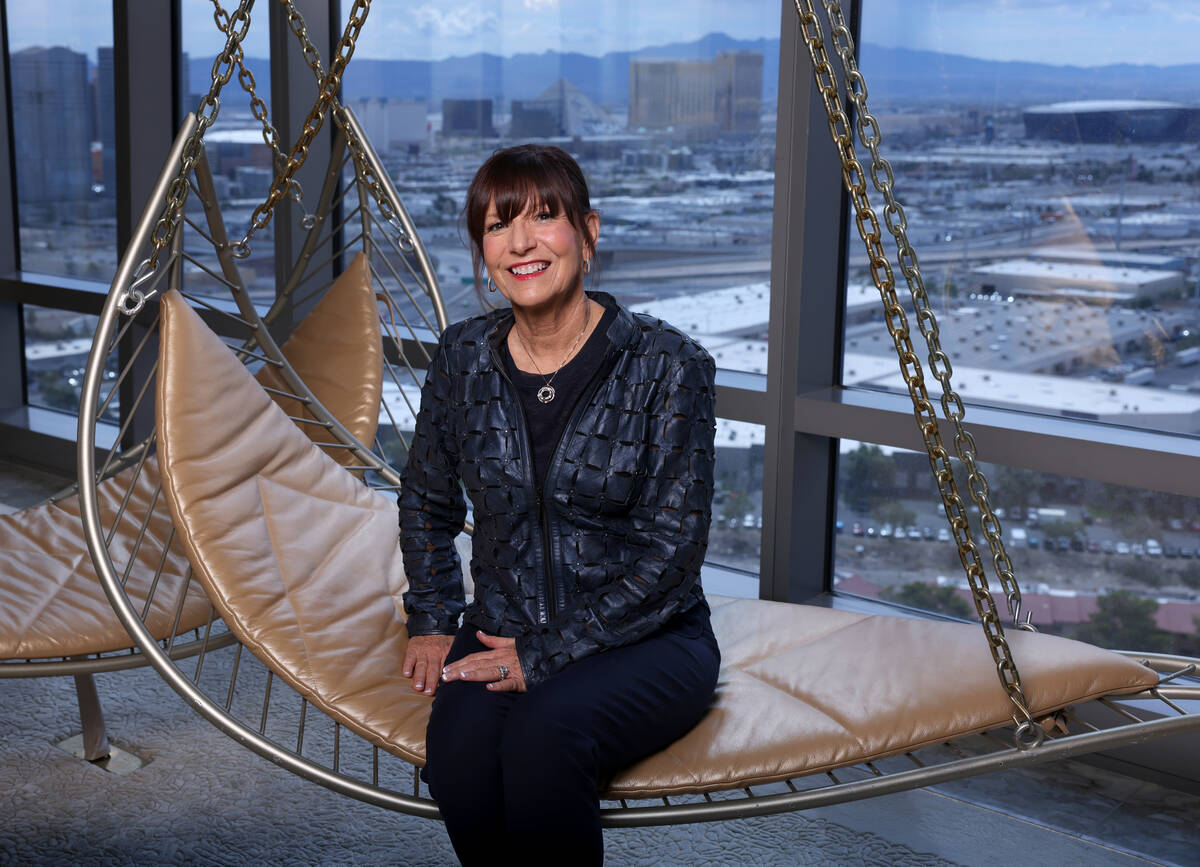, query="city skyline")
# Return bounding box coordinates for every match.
[6,1,1200,68]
